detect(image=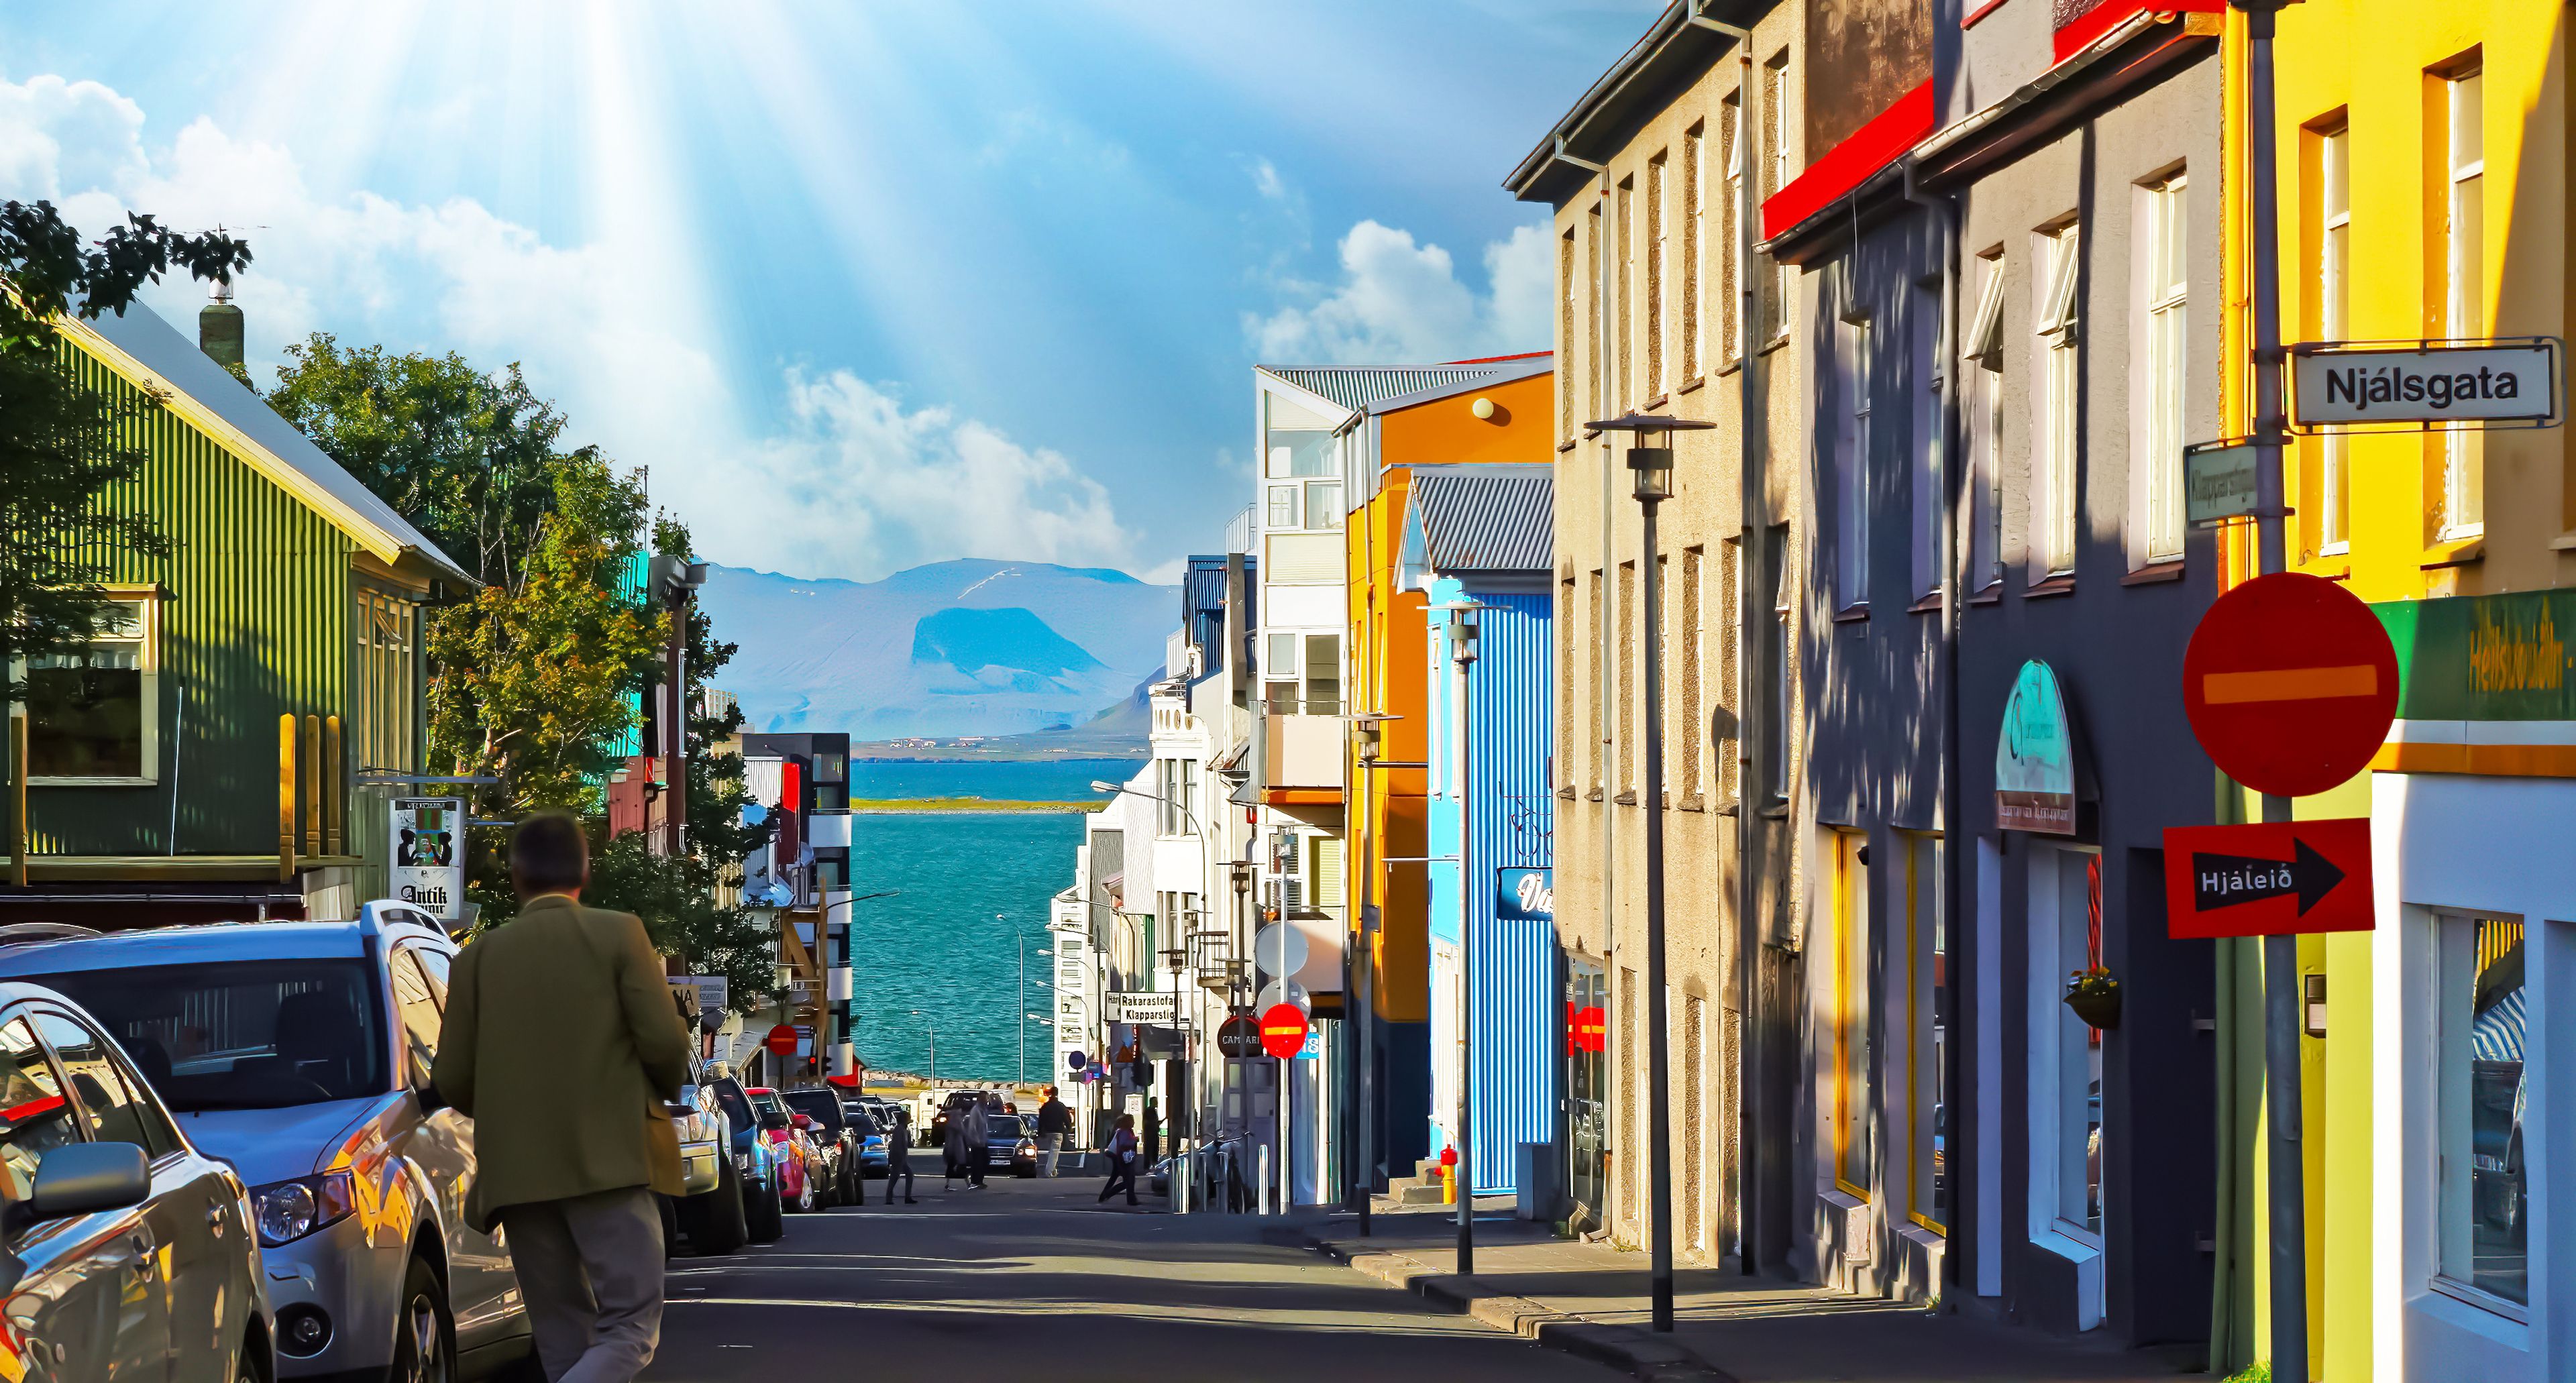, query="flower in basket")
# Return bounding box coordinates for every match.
[2063,965,2121,1029]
